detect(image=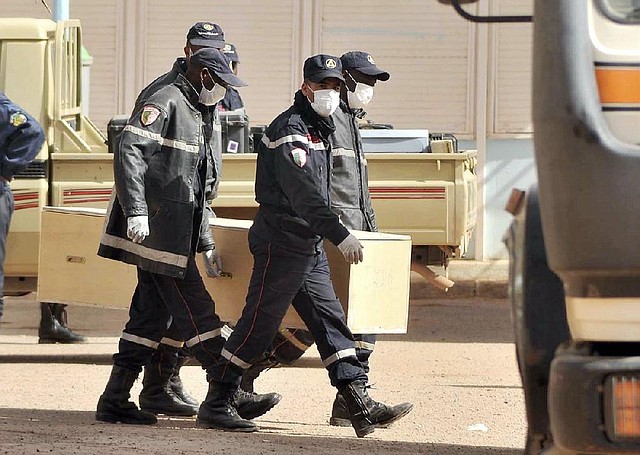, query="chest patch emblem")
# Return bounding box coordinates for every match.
[140,105,161,126]
[10,112,27,128]
[291,148,307,167]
